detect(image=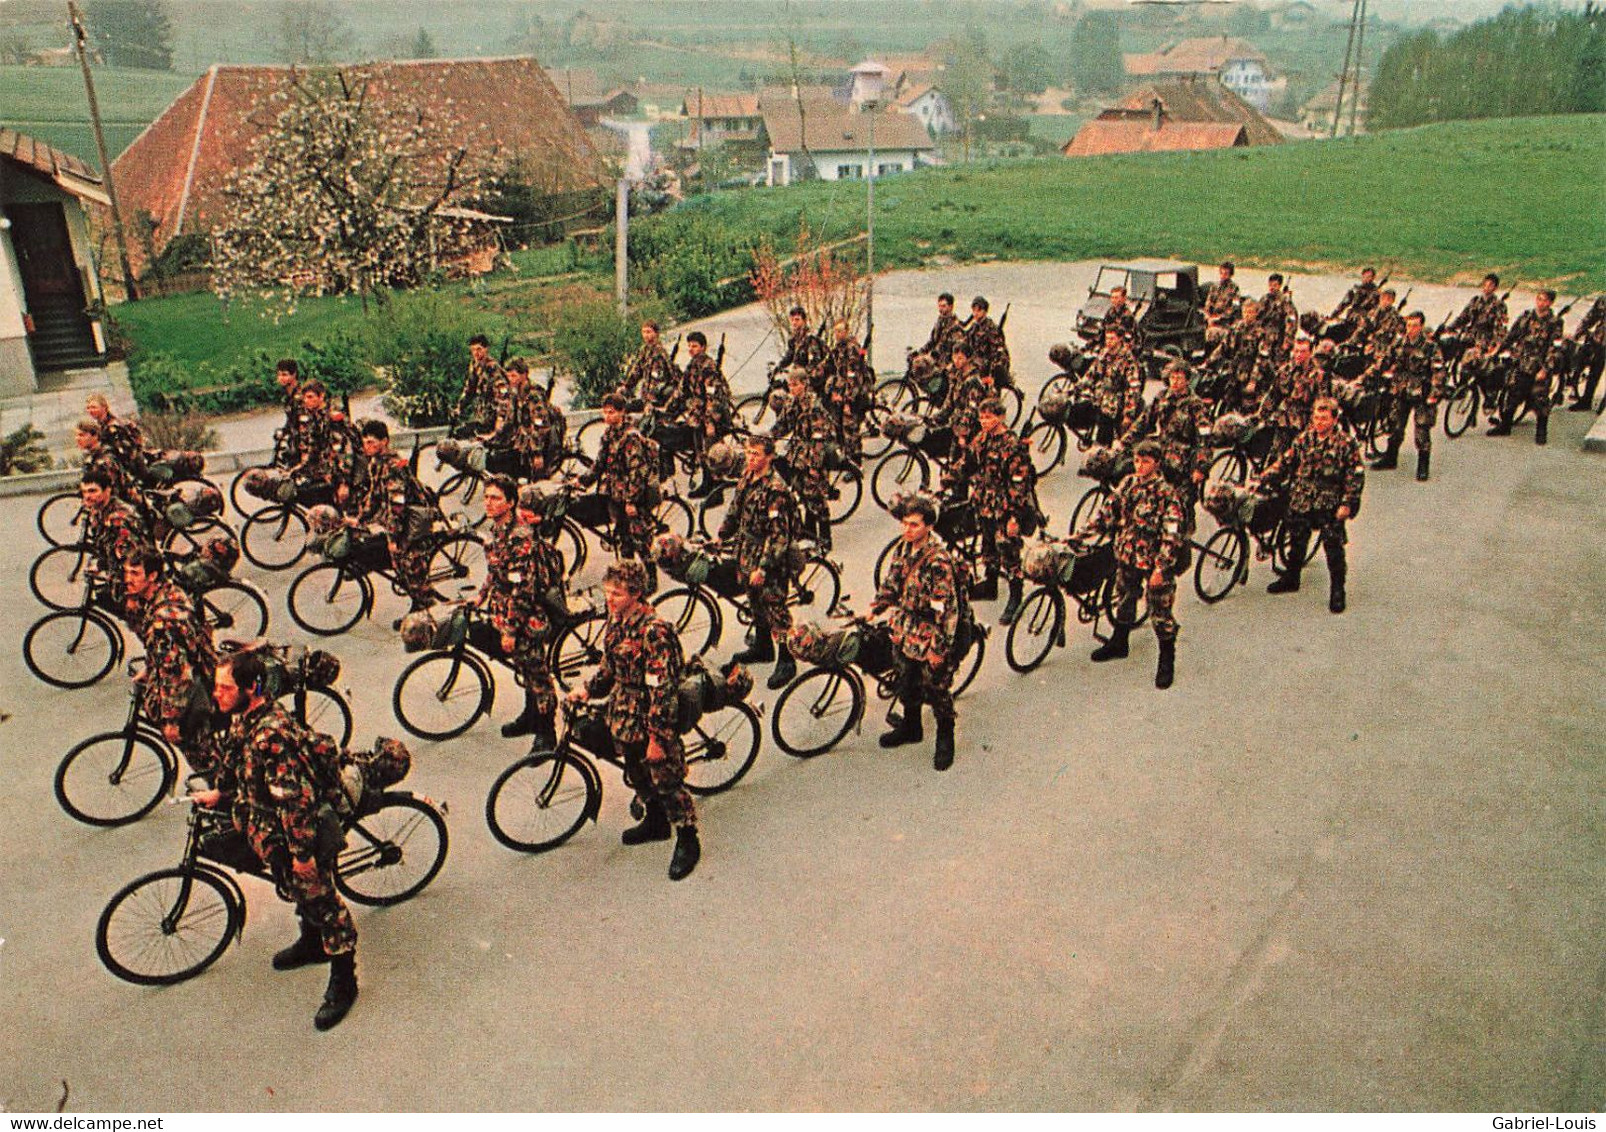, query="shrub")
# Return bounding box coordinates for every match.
[0,424,52,476]
[299,330,374,401]
[553,299,657,410]
[370,290,503,426]
[629,211,755,319]
[140,411,220,452]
